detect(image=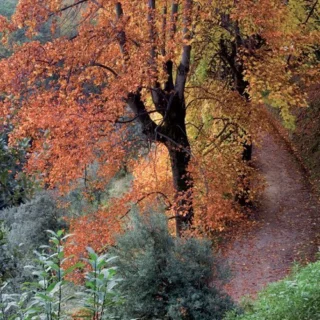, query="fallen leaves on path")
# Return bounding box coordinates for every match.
[220,132,320,302]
